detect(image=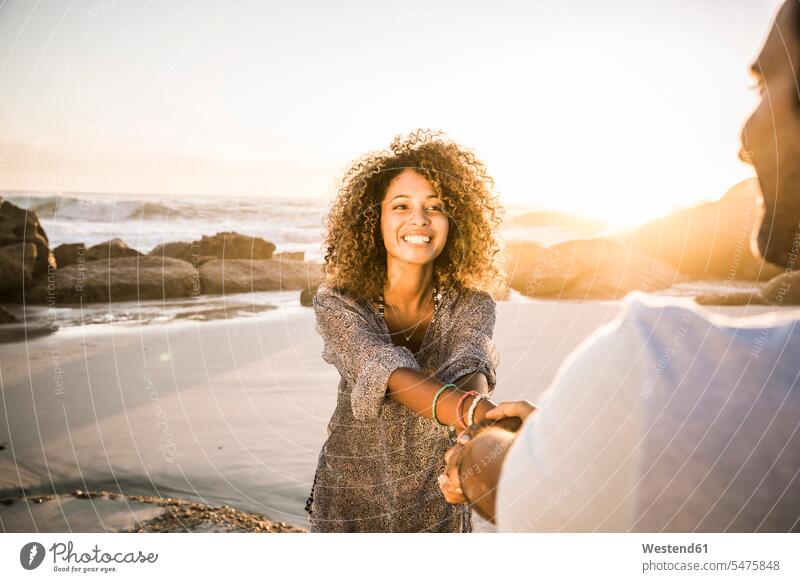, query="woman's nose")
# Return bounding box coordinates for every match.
[409,206,430,225]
